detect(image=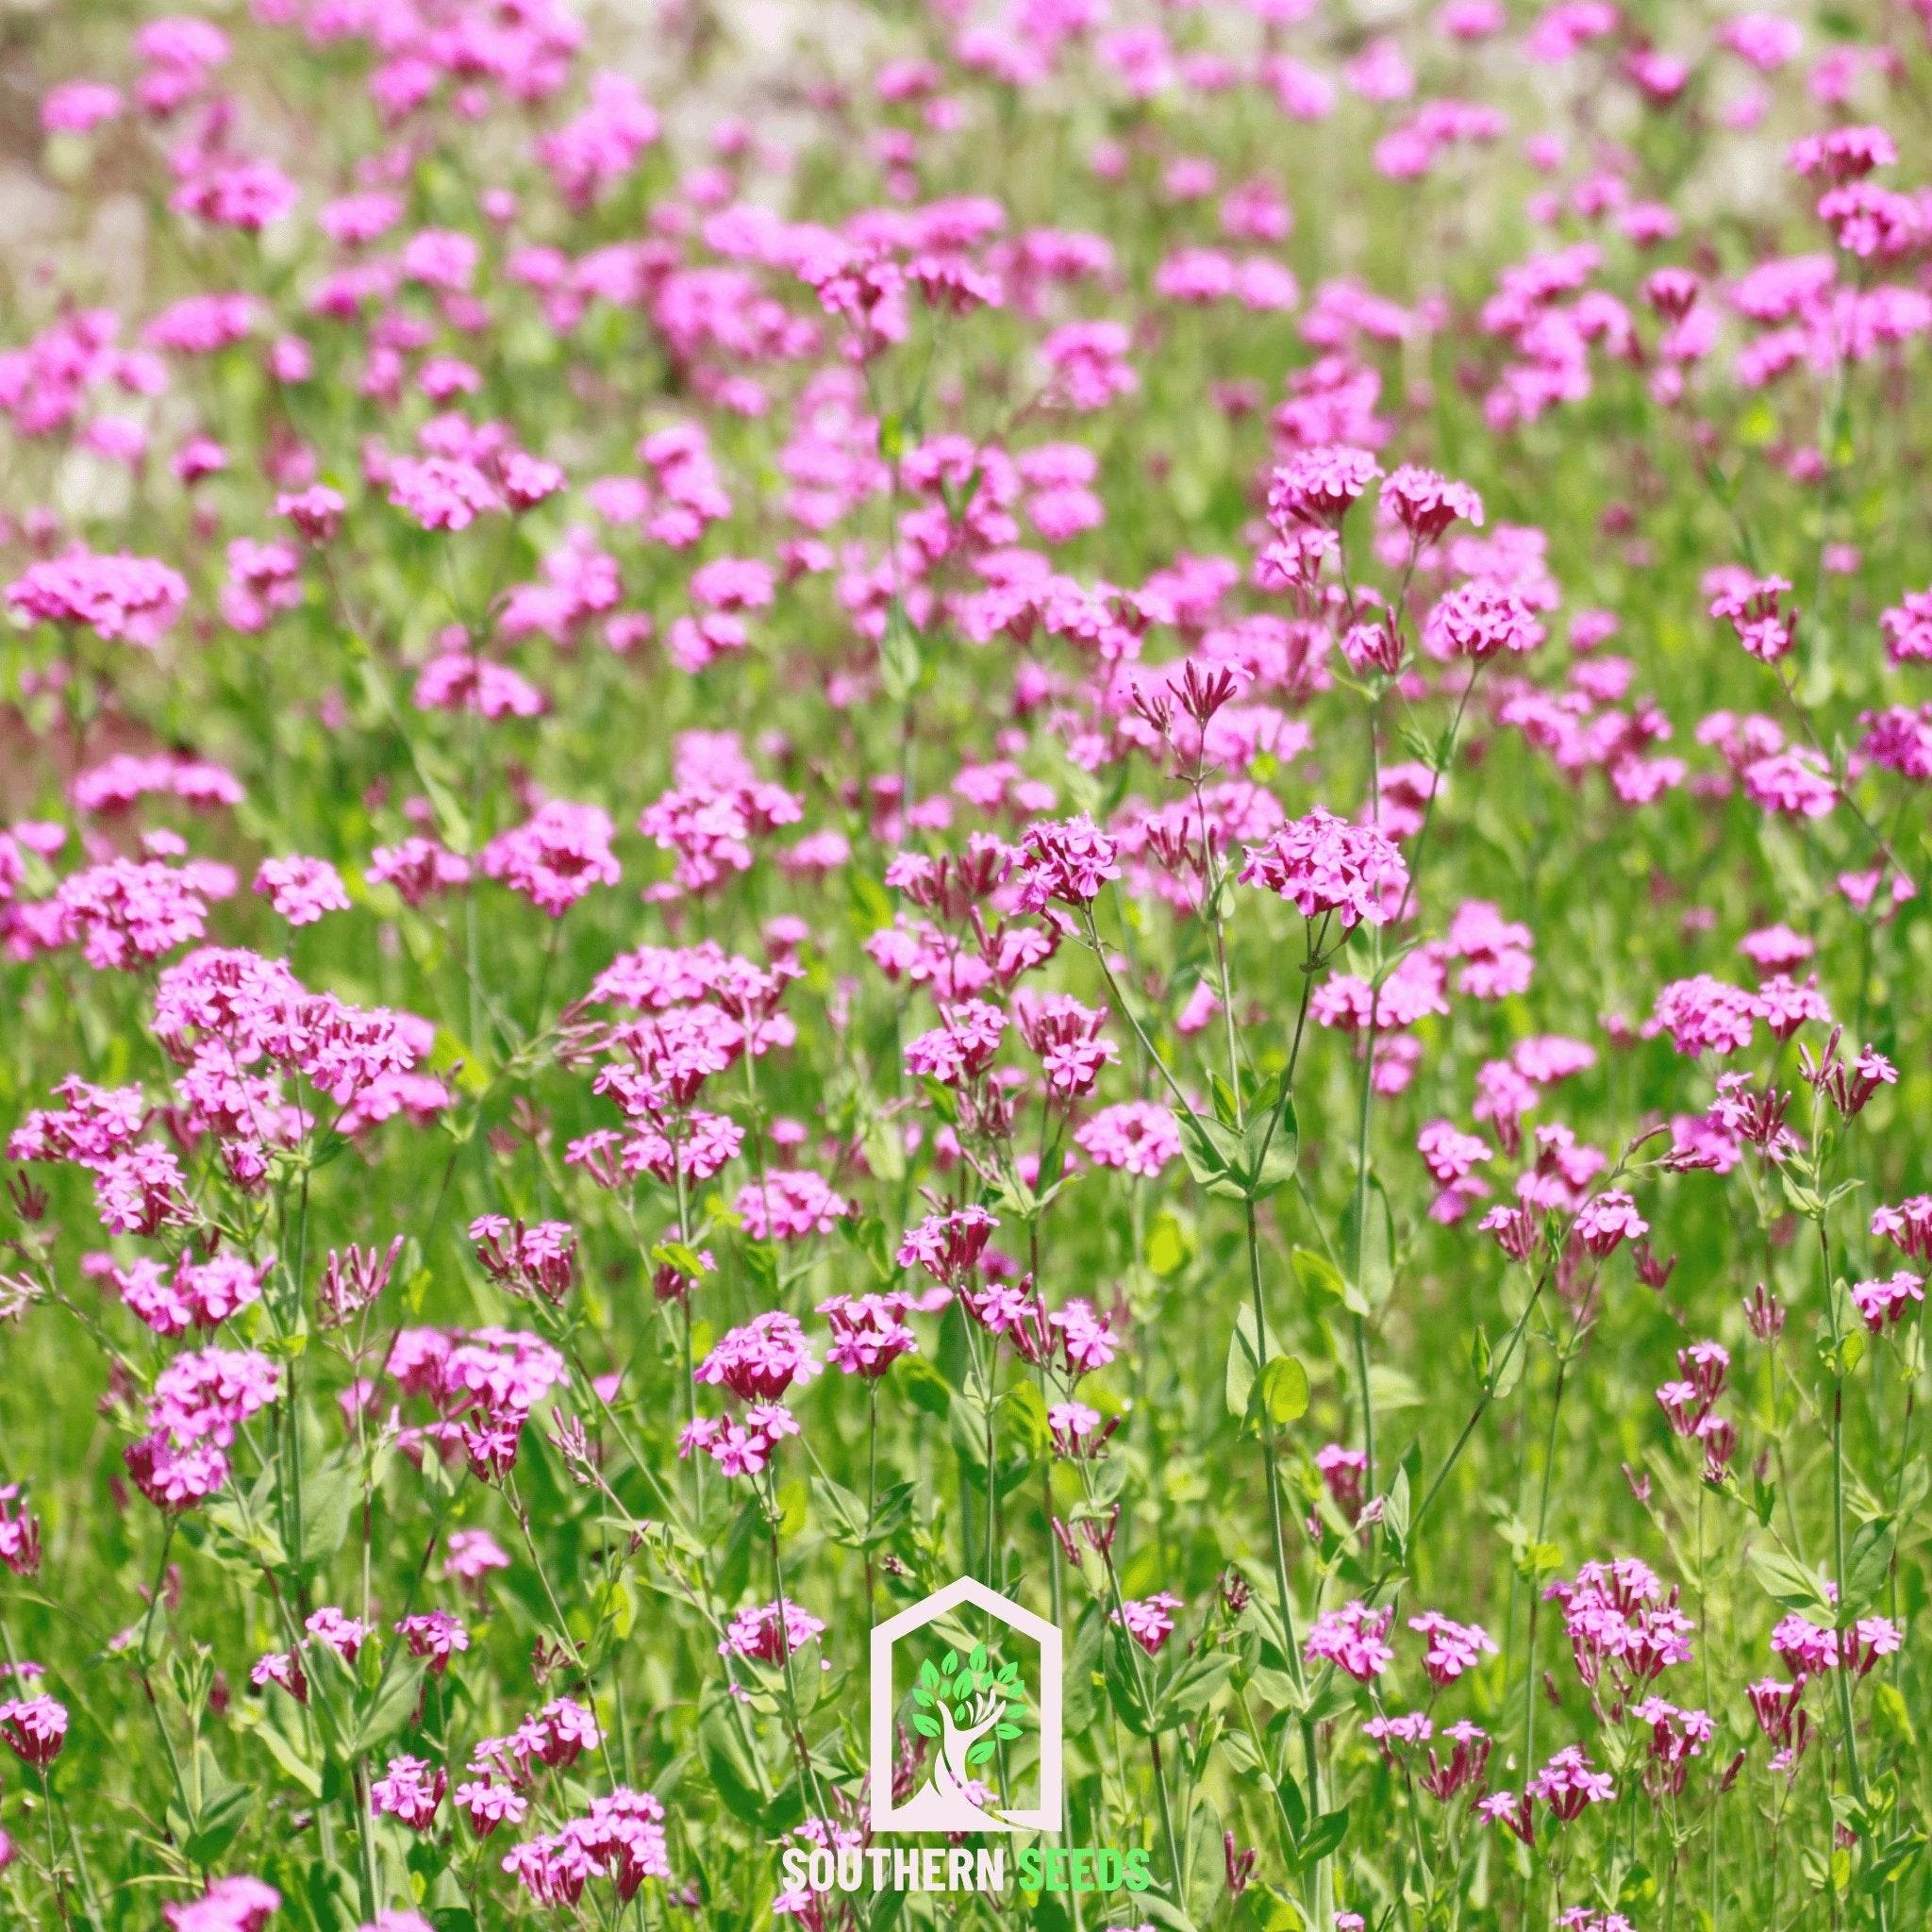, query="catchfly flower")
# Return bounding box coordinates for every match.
[0,1,1927,1921]
[1238,808,1409,928]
